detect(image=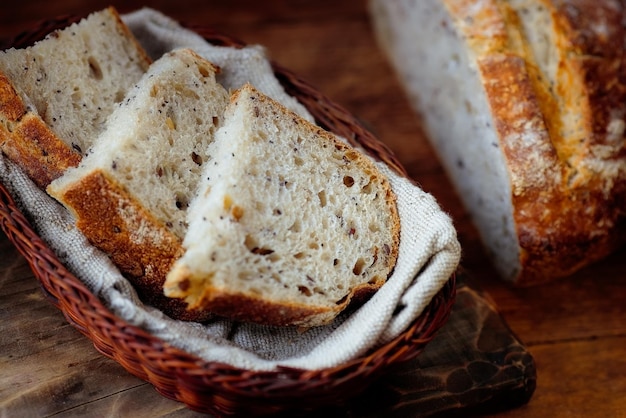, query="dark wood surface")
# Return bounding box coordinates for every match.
[1,1,625,417]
